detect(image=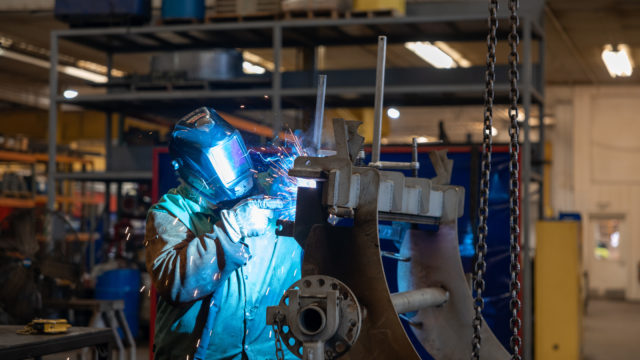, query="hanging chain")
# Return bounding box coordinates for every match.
[273,315,285,360]
[508,0,522,359]
[472,0,498,359]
